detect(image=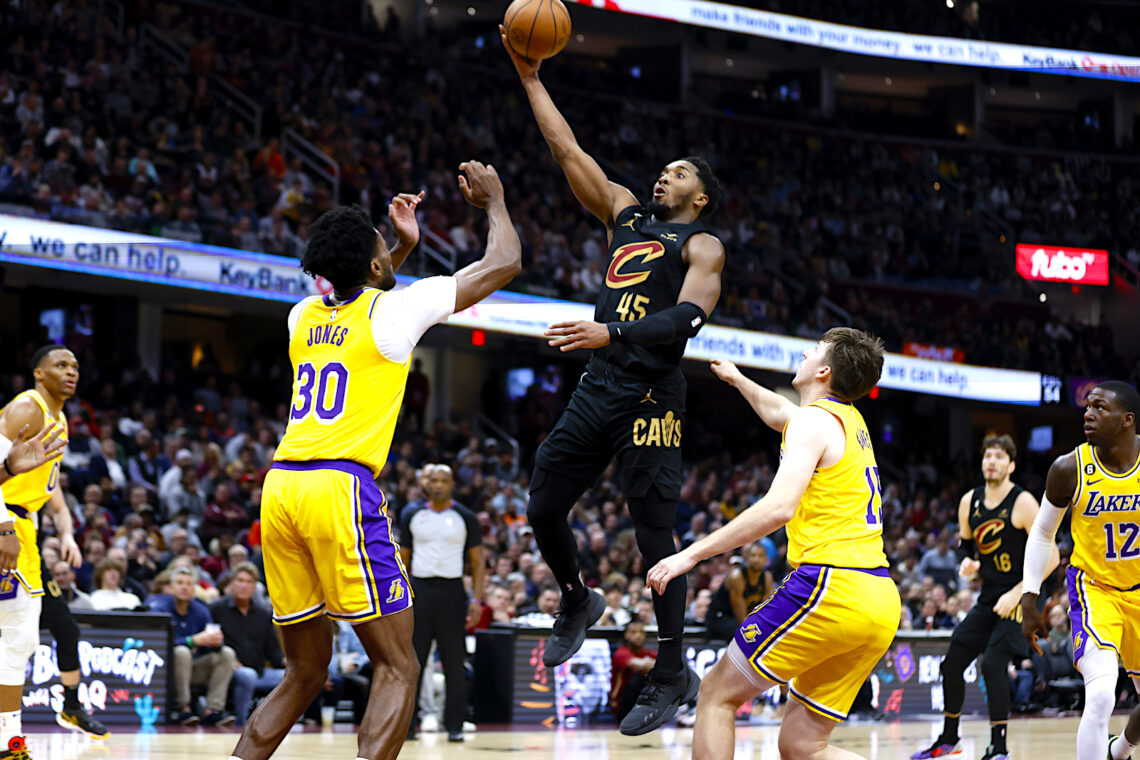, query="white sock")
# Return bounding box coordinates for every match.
[1111,734,1137,760]
[1077,649,1119,760]
[0,710,22,744]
